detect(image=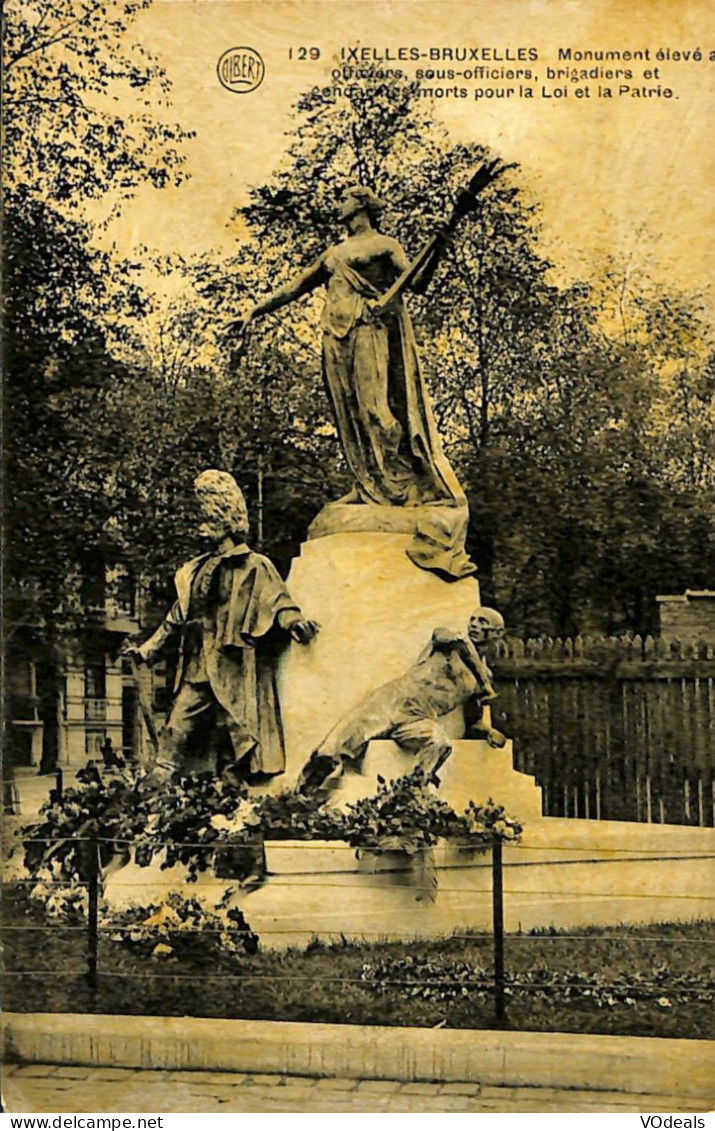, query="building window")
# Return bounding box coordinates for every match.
[114,568,137,617]
[84,660,107,720]
[122,685,137,756]
[85,730,107,757]
[7,660,38,720]
[84,662,106,700]
[81,559,106,609]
